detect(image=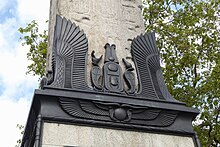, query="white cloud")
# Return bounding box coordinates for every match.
[0,44,39,98]
[0,42,39,147]
[0,0,50,146]
[0,17,18,50]
[0,16,39,100]
[0,0,9,11]
[0,21,39,147]
[17,0,50,29]
[0,98,31,147]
